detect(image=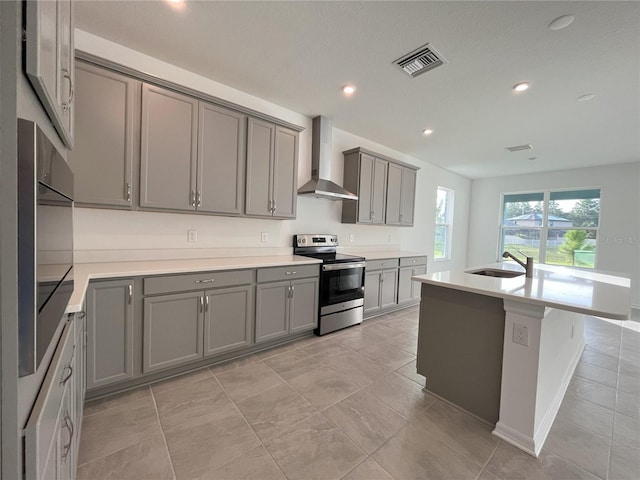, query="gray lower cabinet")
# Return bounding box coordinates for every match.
[365,268,398,315]
[86,279,134,390]
[398,265,426,304]
[204,285,253,356]
[68,62,139,207]
[143,292,204,373]
[289,278,320,333]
